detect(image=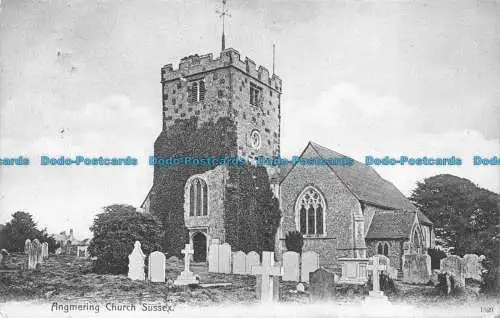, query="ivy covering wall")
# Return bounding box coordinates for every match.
[150,117,280,257]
